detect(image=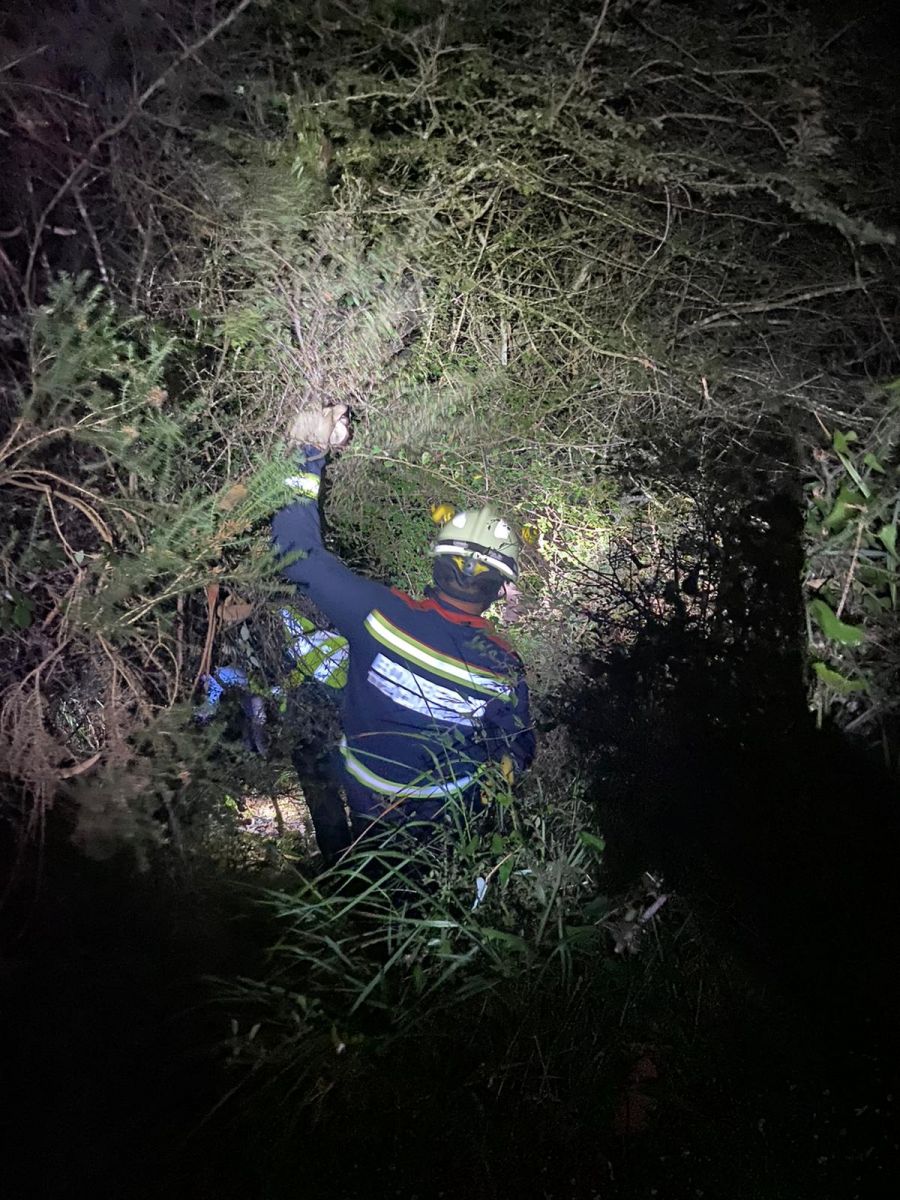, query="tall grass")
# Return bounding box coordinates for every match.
[220,783,632,1104]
